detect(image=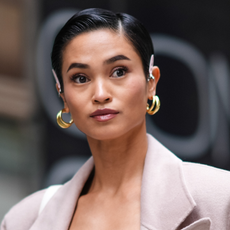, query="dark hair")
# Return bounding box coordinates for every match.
[51,8,154,92]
